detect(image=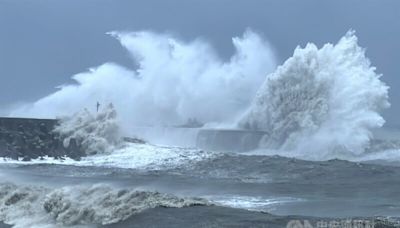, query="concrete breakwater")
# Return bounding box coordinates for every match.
[128,127,268,152]
[0,117,269,161]
[196,129,266,152]
[0,117,85,161]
